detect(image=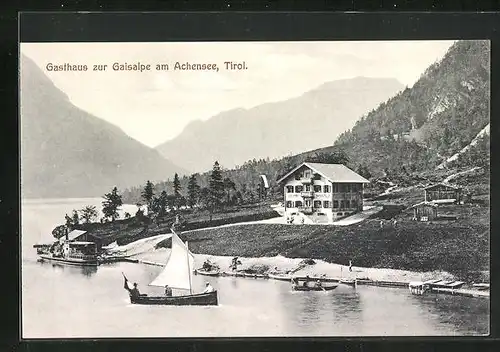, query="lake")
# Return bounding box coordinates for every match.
[21,198,489,338]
